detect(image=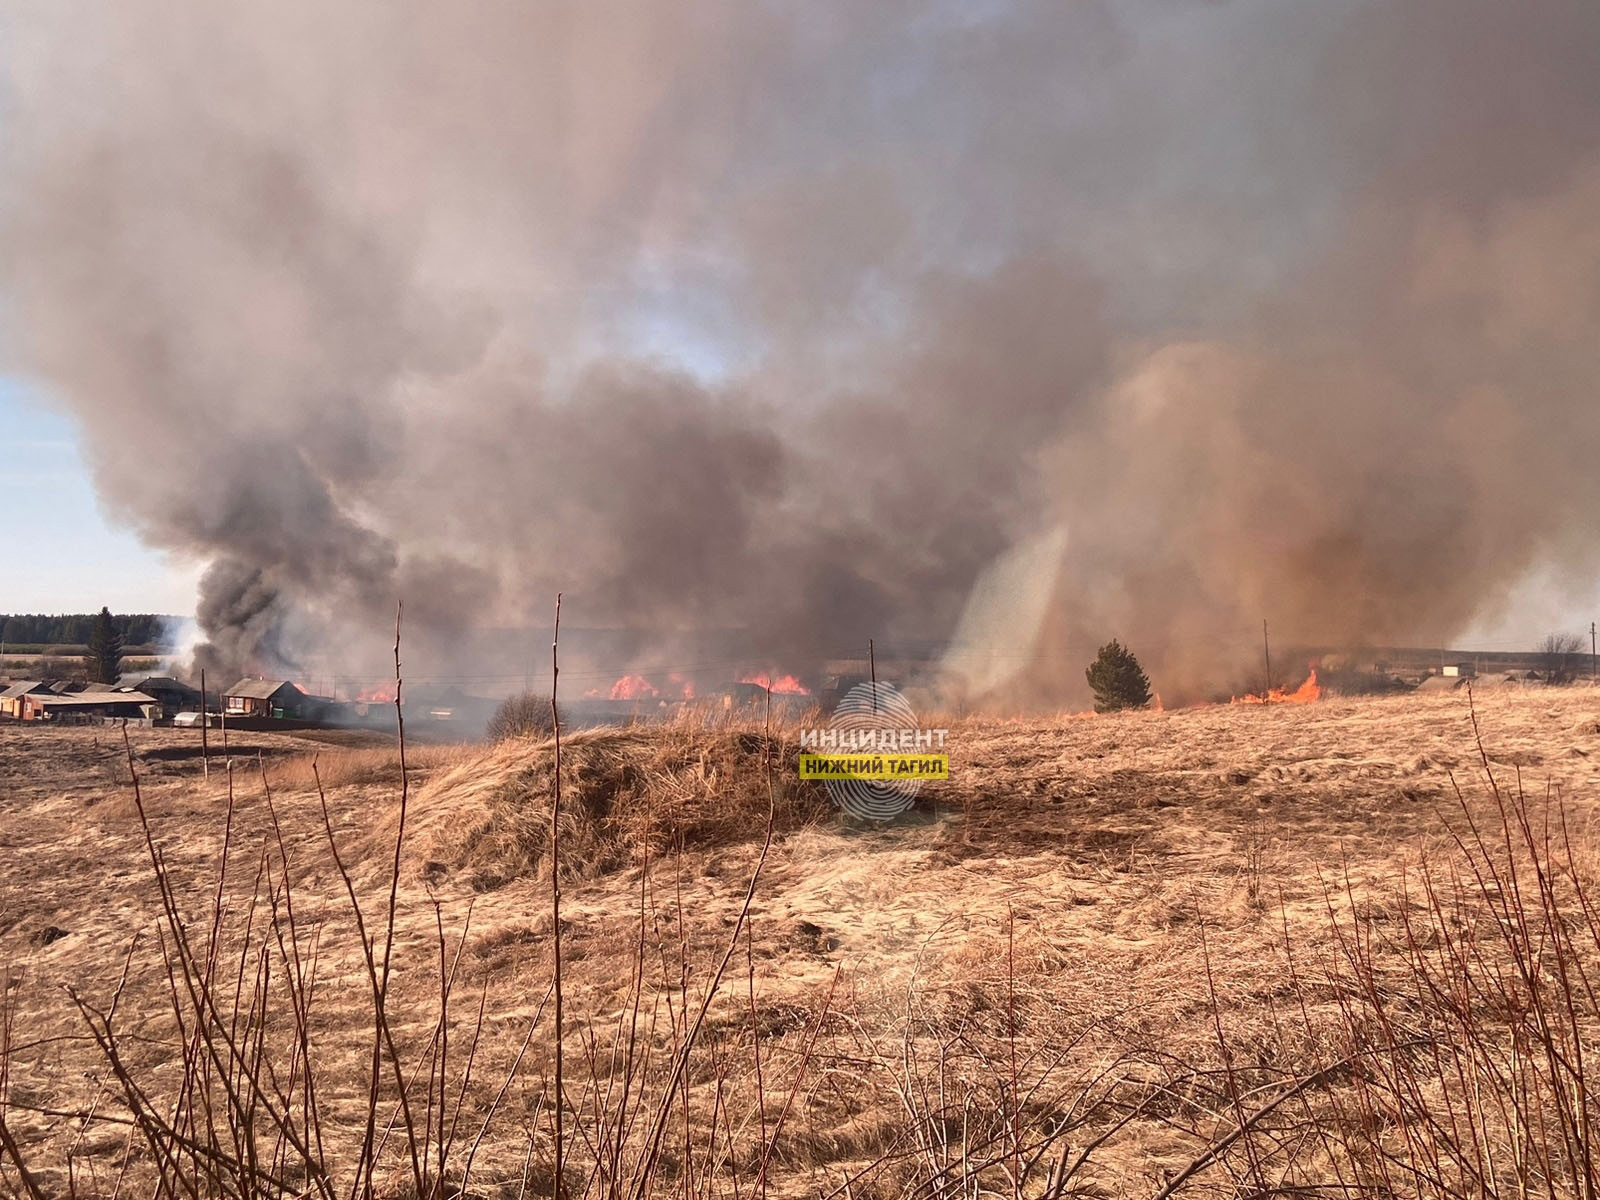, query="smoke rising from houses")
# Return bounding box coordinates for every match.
[3,1,1599,703]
